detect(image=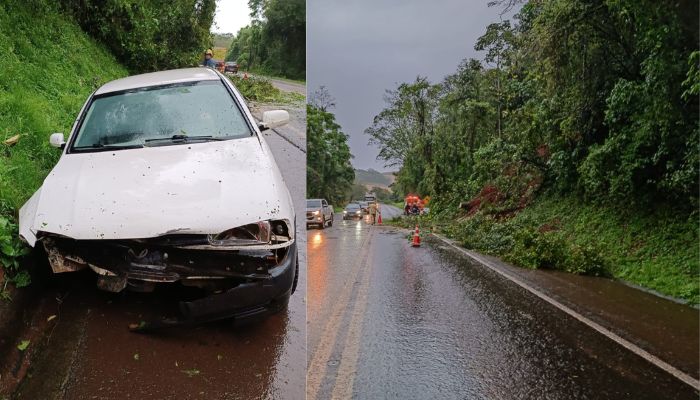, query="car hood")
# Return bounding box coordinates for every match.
[27,137,293,241]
